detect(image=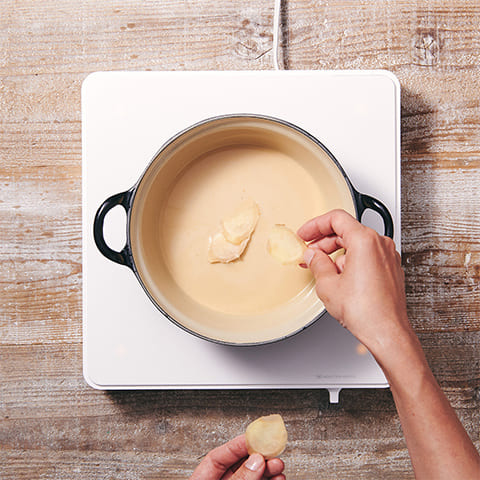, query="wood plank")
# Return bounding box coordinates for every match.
[0,446,417,480]
[0,399,477,479]
[0,0,275,75]
[401,155,480,331]
[0,119,81,160]
[1,1,479,75]
[419,332,480,386]
[0,380,478,478]
[284,1,480,70]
